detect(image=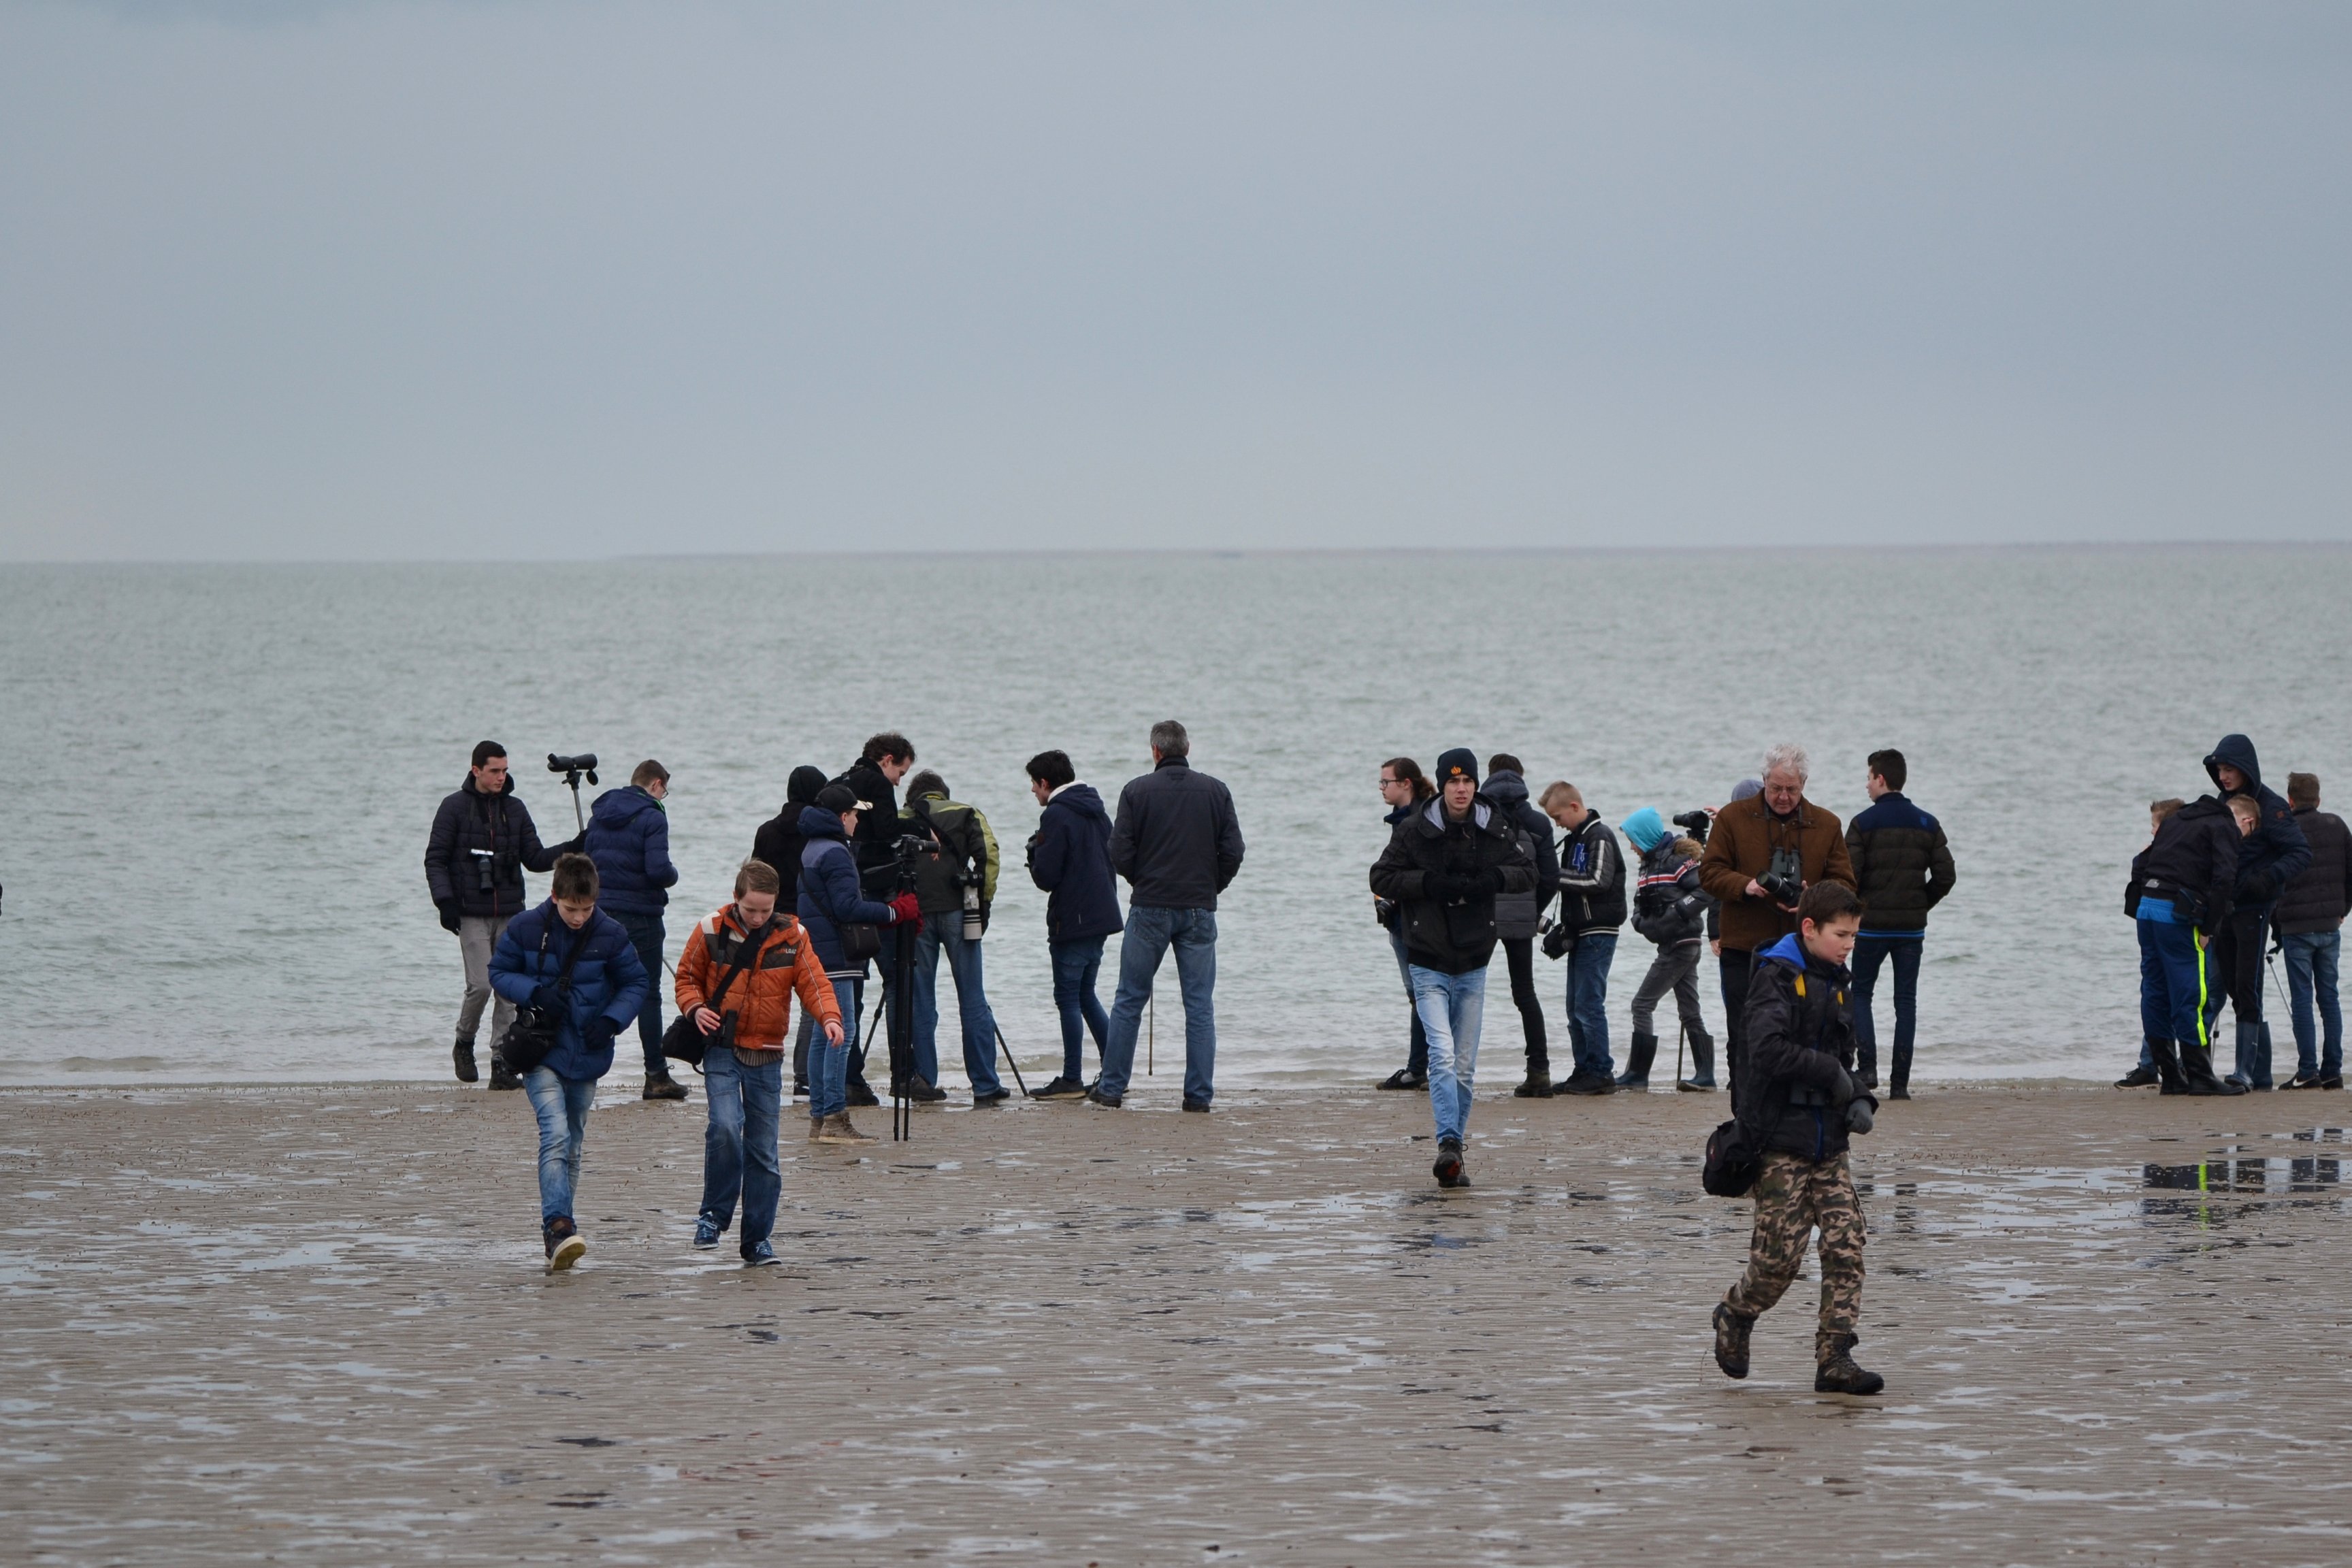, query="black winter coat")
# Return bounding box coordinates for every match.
[751,767,830,911]
[424,776,567,920]
[833,757,903,894]
[1109,756,1245,911]
[1742,933,1864,1162]
[1482,771,1562,941]
[1556,813,1627,934]
[1028,783,1125,943]
[1844,791,1956,935]
[2127,796,2240,936]
[2276,808,2352,935]
[1631,840,1709,949]
[2205,734,2311,911]
[1369,798,1537,975]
